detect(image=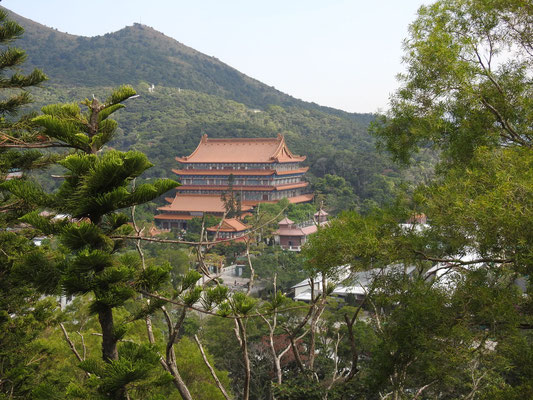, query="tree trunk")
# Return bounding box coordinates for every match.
[98,306,118,362]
